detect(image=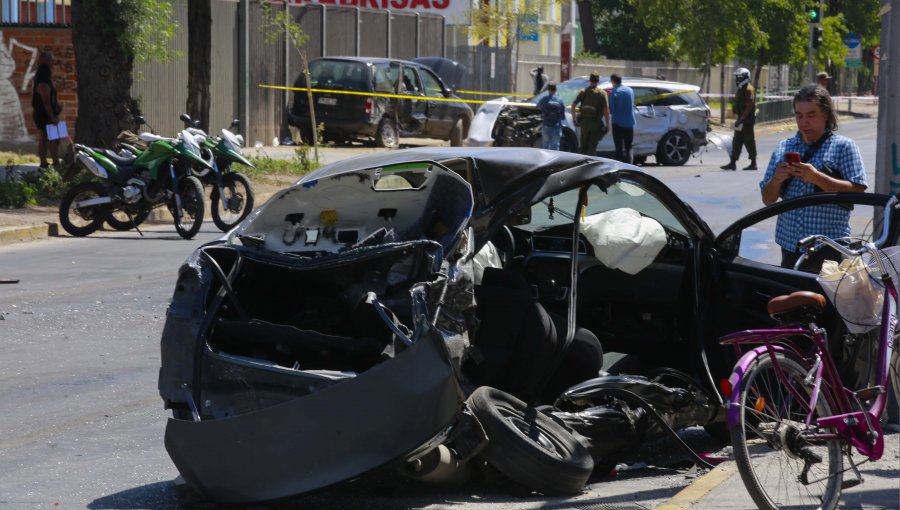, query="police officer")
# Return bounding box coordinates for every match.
[721,67,757,171]
[571,72,610,156]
